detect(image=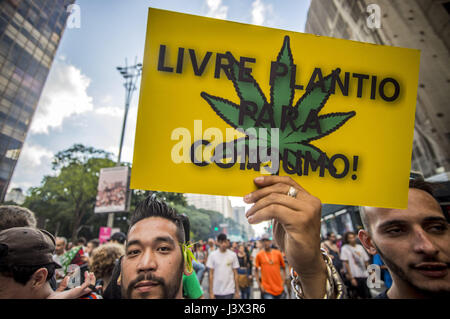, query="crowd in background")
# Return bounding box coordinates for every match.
[0,204,395,299]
